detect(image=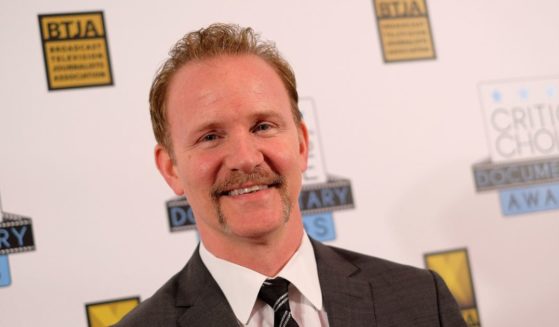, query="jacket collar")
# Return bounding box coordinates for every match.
[173,239,377,327]
[175,246,239,326]
[311,239,377,327]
